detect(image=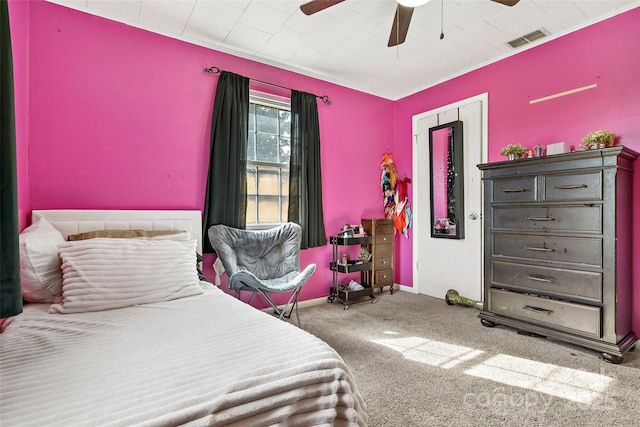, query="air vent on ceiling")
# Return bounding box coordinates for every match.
[507,28,549,48]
